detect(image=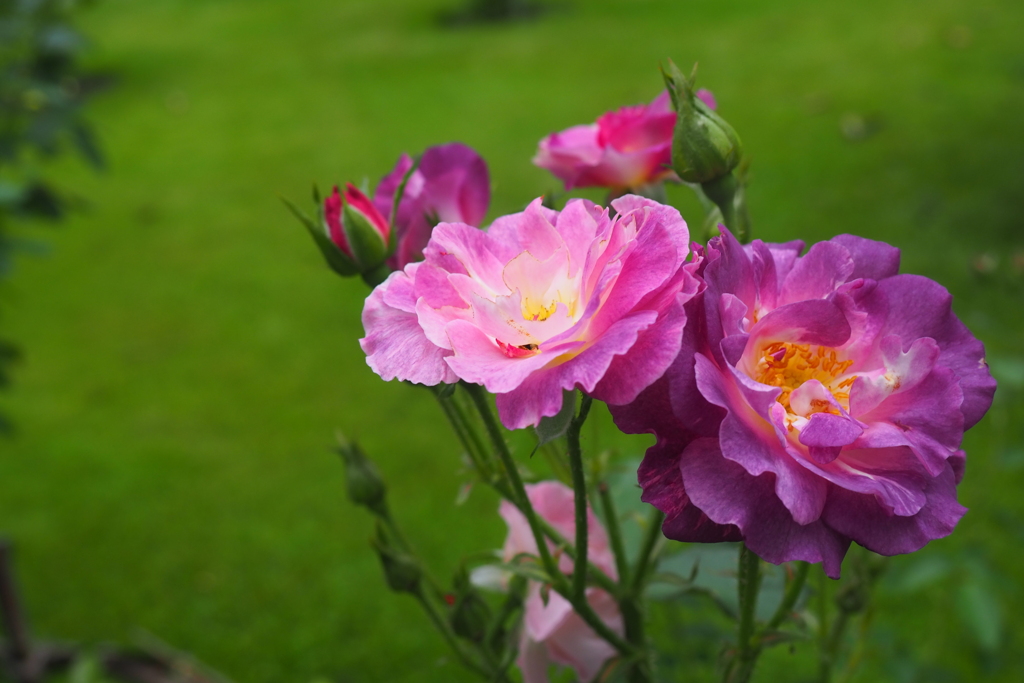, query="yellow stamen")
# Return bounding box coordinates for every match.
[754,341,857,414]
